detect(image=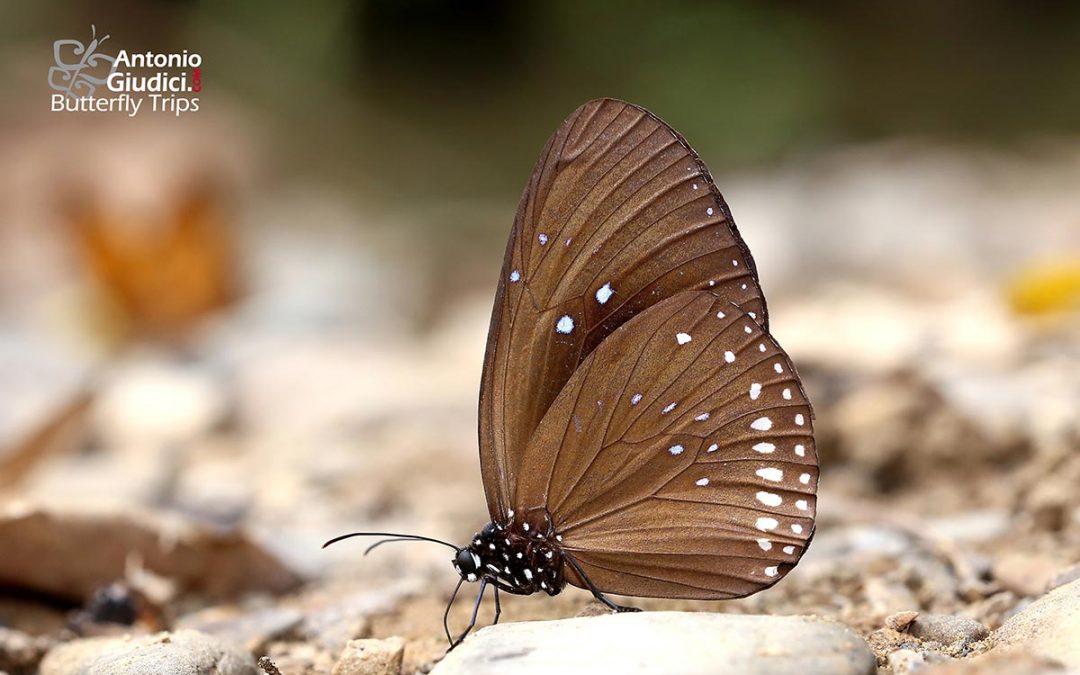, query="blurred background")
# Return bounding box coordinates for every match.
[2,2,1080,673]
